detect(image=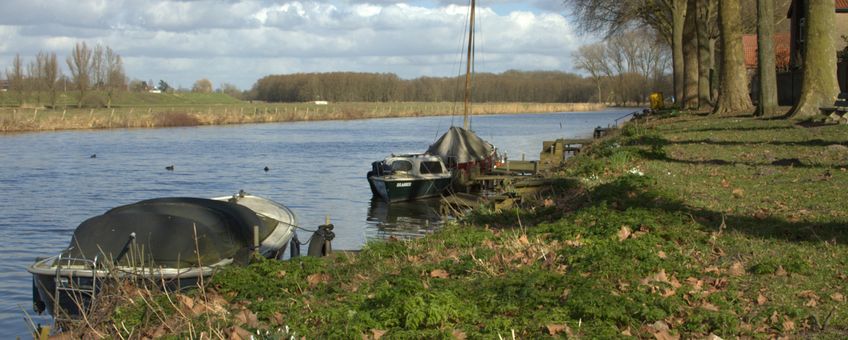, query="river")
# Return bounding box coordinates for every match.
[0,108,632,337]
